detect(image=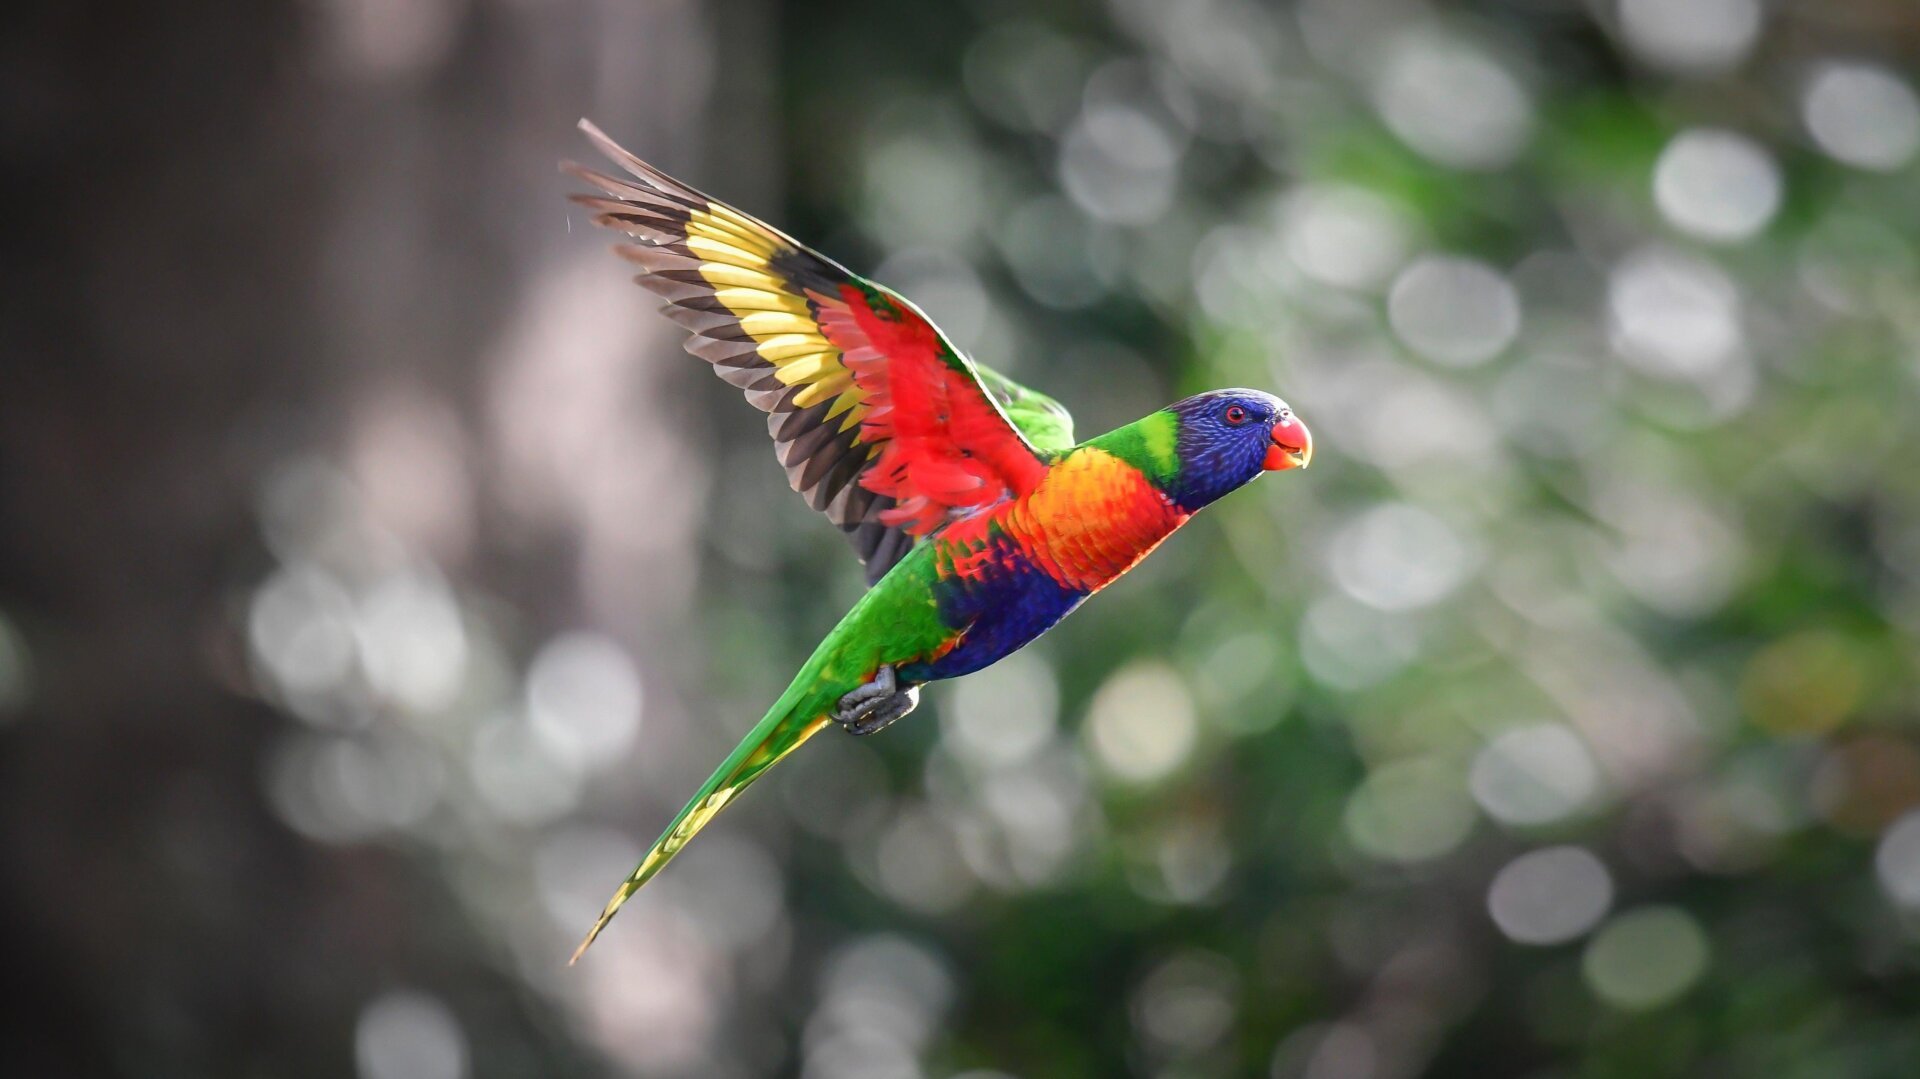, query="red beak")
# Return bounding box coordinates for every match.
[1263,413,1313,471]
